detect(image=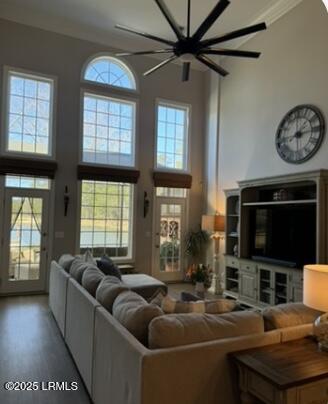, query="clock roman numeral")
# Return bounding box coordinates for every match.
[311,125,322,133]
[310,115,319,125]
